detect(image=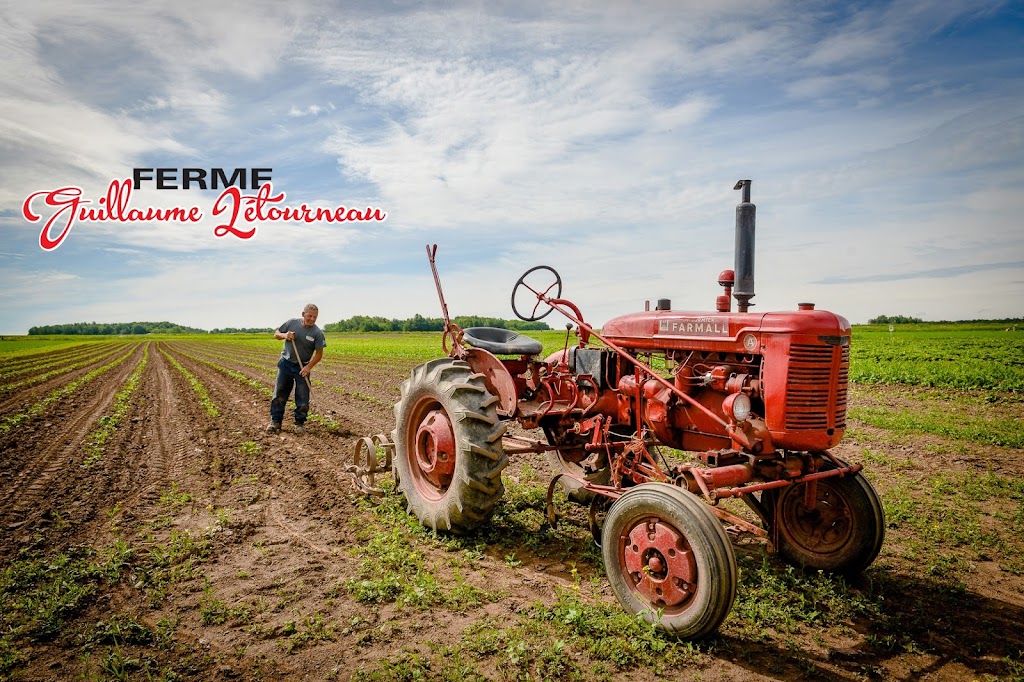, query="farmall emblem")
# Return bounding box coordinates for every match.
[658,317,730,337]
